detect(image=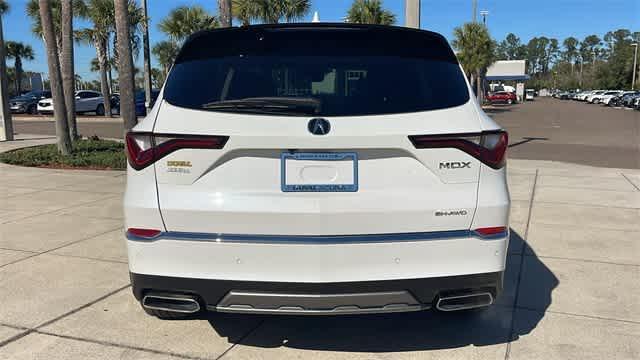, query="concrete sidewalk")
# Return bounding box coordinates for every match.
[0,138,639,359]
